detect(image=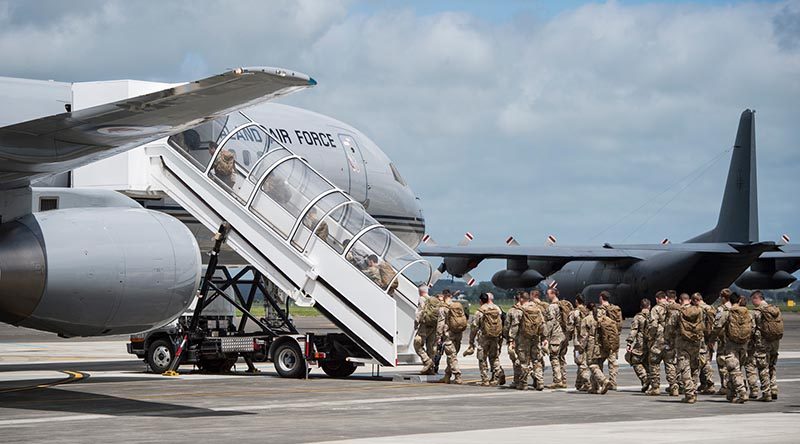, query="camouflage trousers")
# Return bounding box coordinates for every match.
[698,340,715,390]
[548,339,568,385]
[744,348,760,396]
[477,336,504,384]
[723,344,748,400]
[754,340,780,397]
[413,325,437,366]
[517,337,544,389]
[589,356,609,392]
[648,345,678,391]
[626,351,649,388]
[676,339,702,398]
[574,346,590,390]
[716,346,728,390]
[442,331,463,377]
[607,348,619,388]
[508,338,520,386]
